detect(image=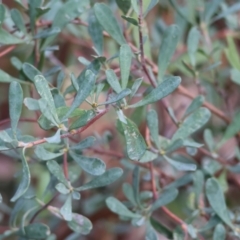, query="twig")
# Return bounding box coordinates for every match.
[0,45,16,58]
[63,151,69,180]
[29,194,59,223]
